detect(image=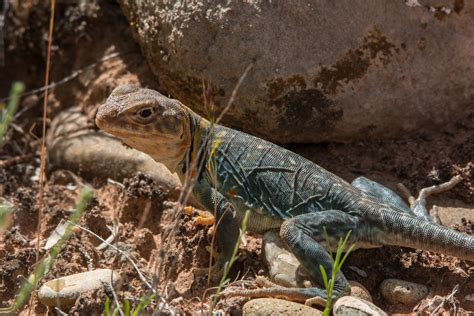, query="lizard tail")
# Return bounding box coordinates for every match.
[368,208,474,261]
